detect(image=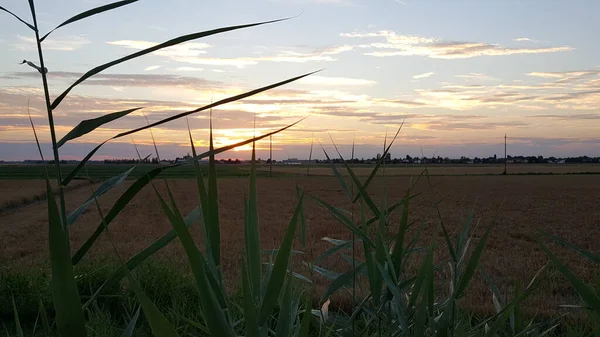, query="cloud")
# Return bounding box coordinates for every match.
[15,35,90,51]
[108,40,353,68]
[341,30,573,59]
[297,75,377,86]
[108,40,211,58]
[144,65,161,71]
[413,72,434,79]
[173,67,204,72]
[526,113,600,120]
[6,71,223,89]
[513,37,534,42]
[455,73,498,81]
